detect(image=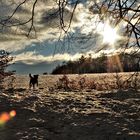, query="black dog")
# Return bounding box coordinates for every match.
[29,74,39,89]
